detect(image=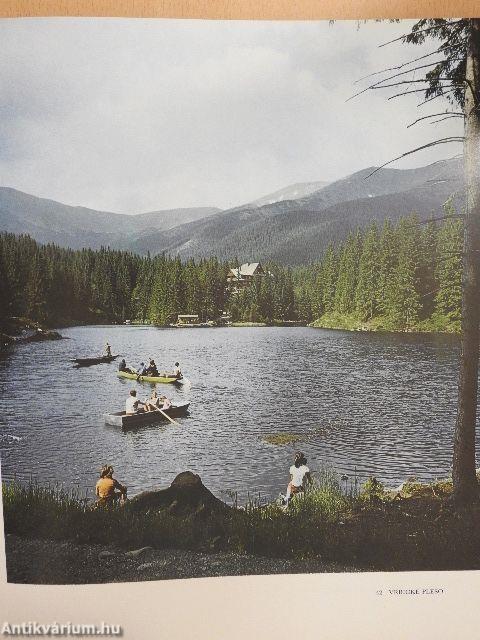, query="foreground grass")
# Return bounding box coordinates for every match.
[4,472,480,571]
